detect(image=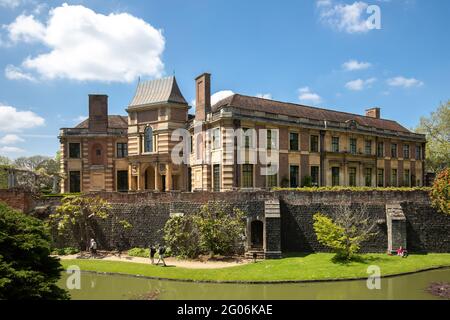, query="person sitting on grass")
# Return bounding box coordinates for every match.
[149,244,157,265]
[156,244,166,267]
[396,246,408,258]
